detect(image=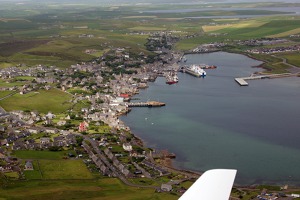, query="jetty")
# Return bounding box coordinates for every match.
[235,73,299,86]
[127,101,166,107]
